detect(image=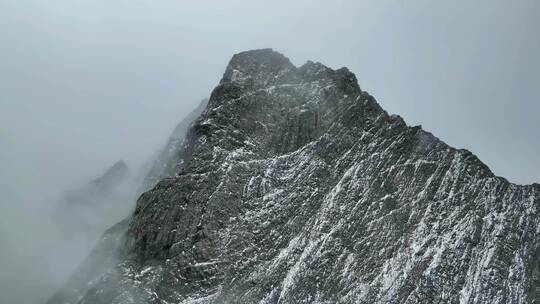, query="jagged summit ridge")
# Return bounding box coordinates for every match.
[219,49,360,93]
[220,49,295,86]
[205,49,374,159]
[53,49,539,304]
